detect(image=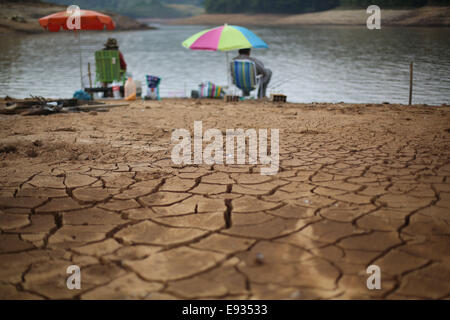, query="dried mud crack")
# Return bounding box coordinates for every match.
[0,99,449,300]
